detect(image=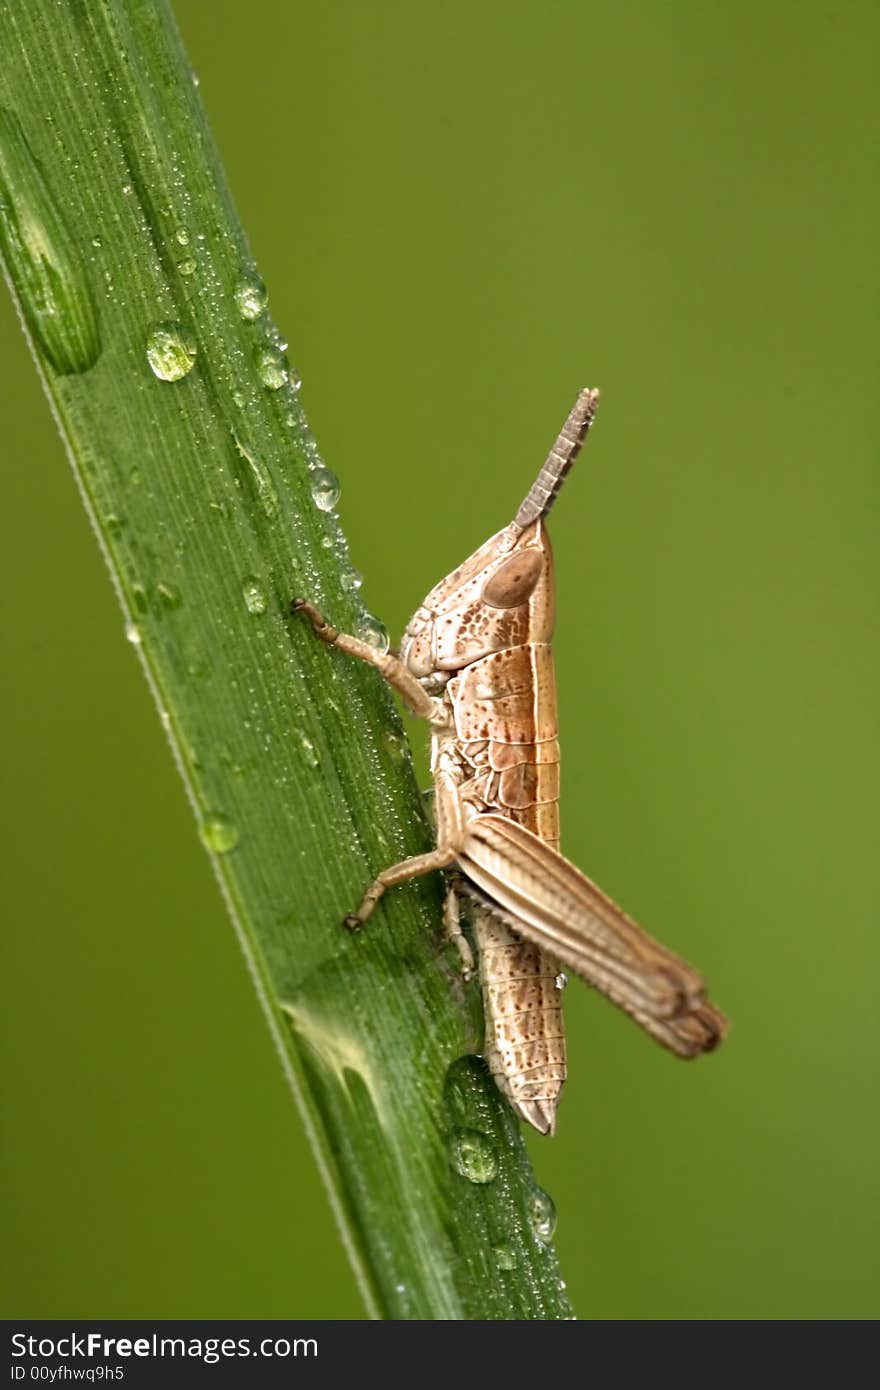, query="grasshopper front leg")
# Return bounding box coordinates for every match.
[292,598,462,929]
[291,599,447,725]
